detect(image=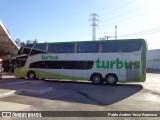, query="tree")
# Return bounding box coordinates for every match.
[20,42,25,46]
[15,38,21,47]
[33,39,38,44]
[15,38,38,46]
[26,40,32,44]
